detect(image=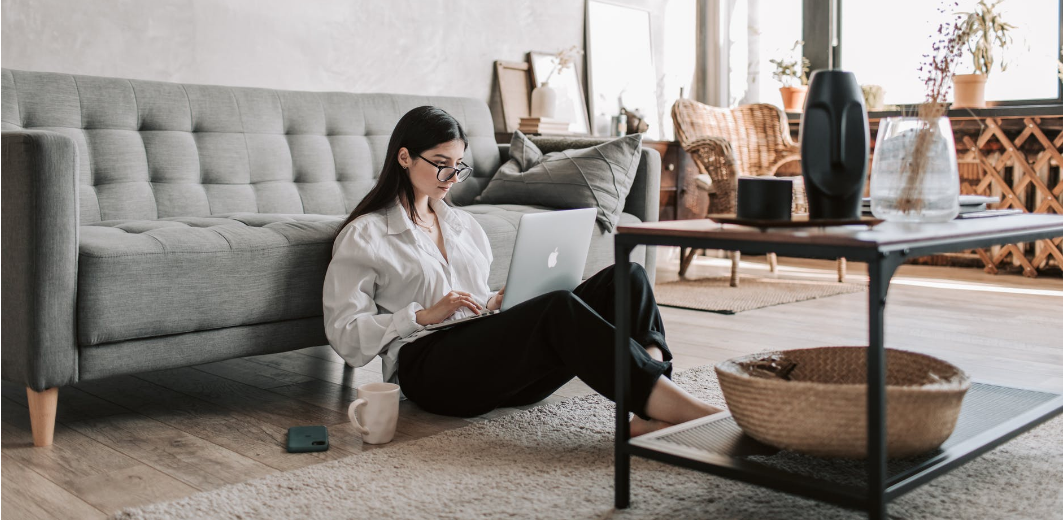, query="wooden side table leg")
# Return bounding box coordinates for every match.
[679,248,698,277]
[26,387,58,447]
[730,251,741,287]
